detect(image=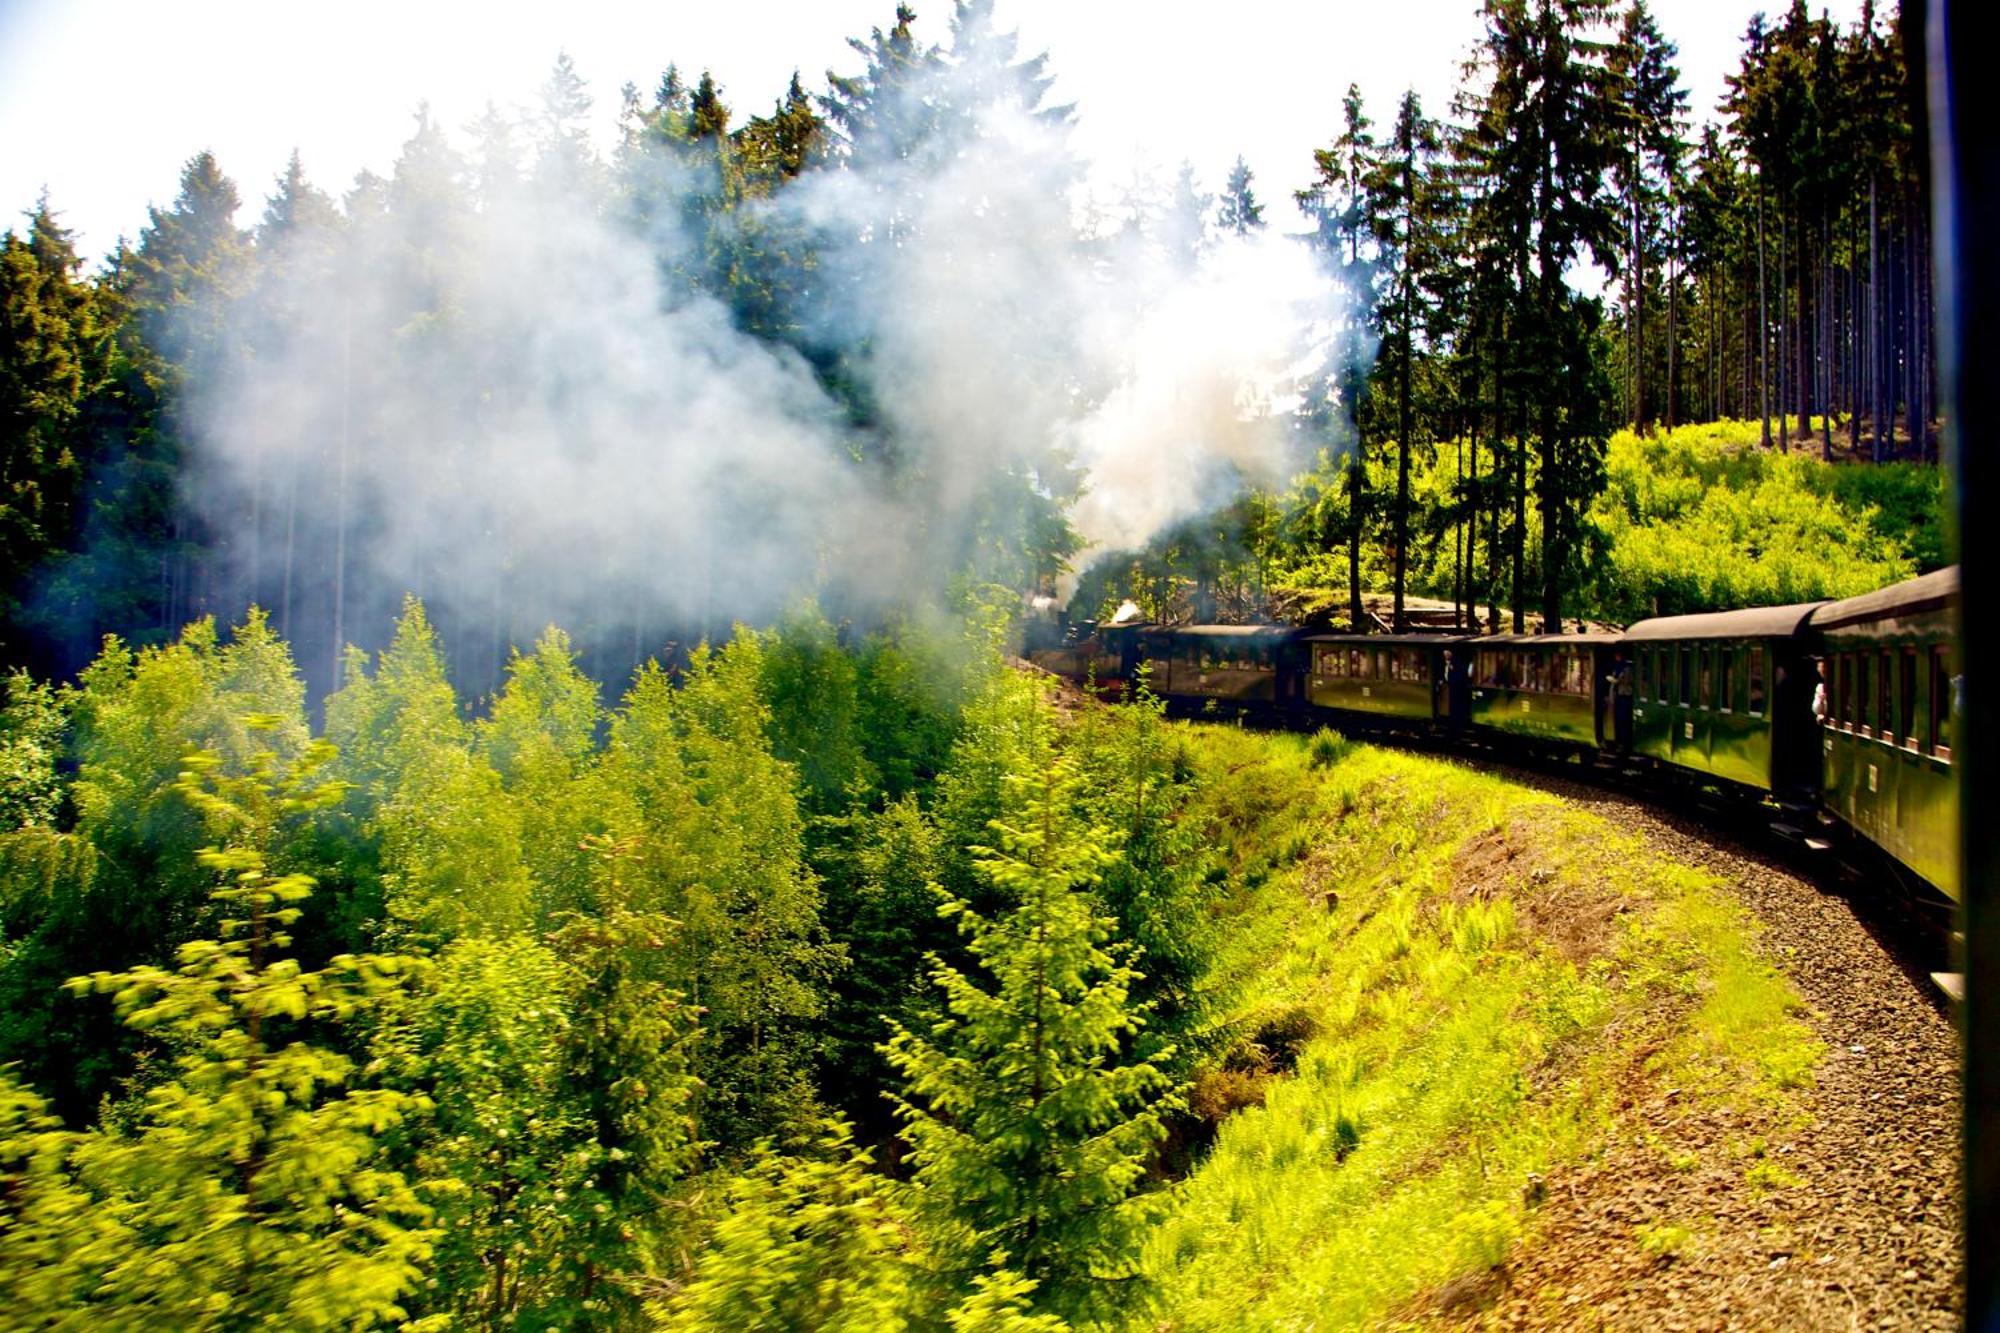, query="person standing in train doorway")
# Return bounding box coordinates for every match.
[1608,649,1635,748]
